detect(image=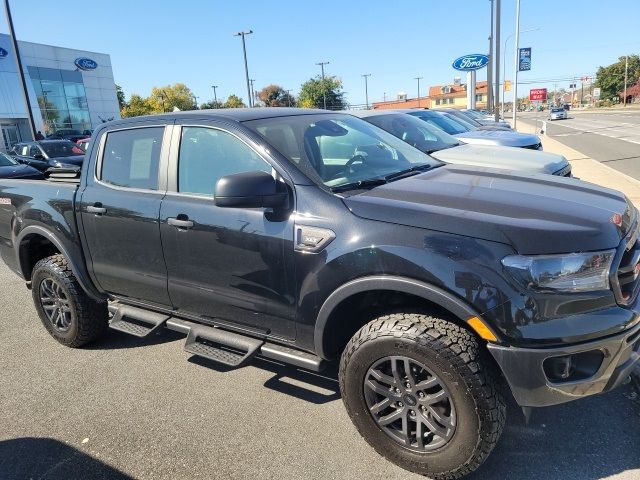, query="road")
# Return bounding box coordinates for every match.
[0,260,639,480]
[518,110,640,180]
